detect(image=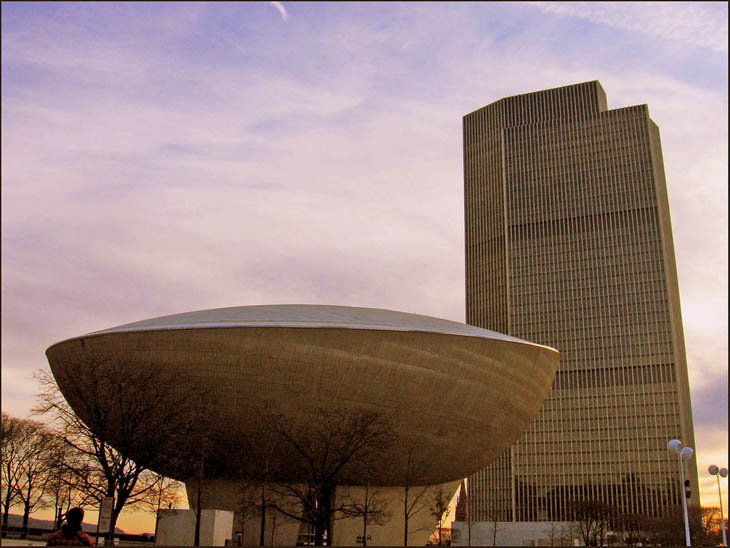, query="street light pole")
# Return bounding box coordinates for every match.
[709,465,728,546]
[668,439,693,547]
